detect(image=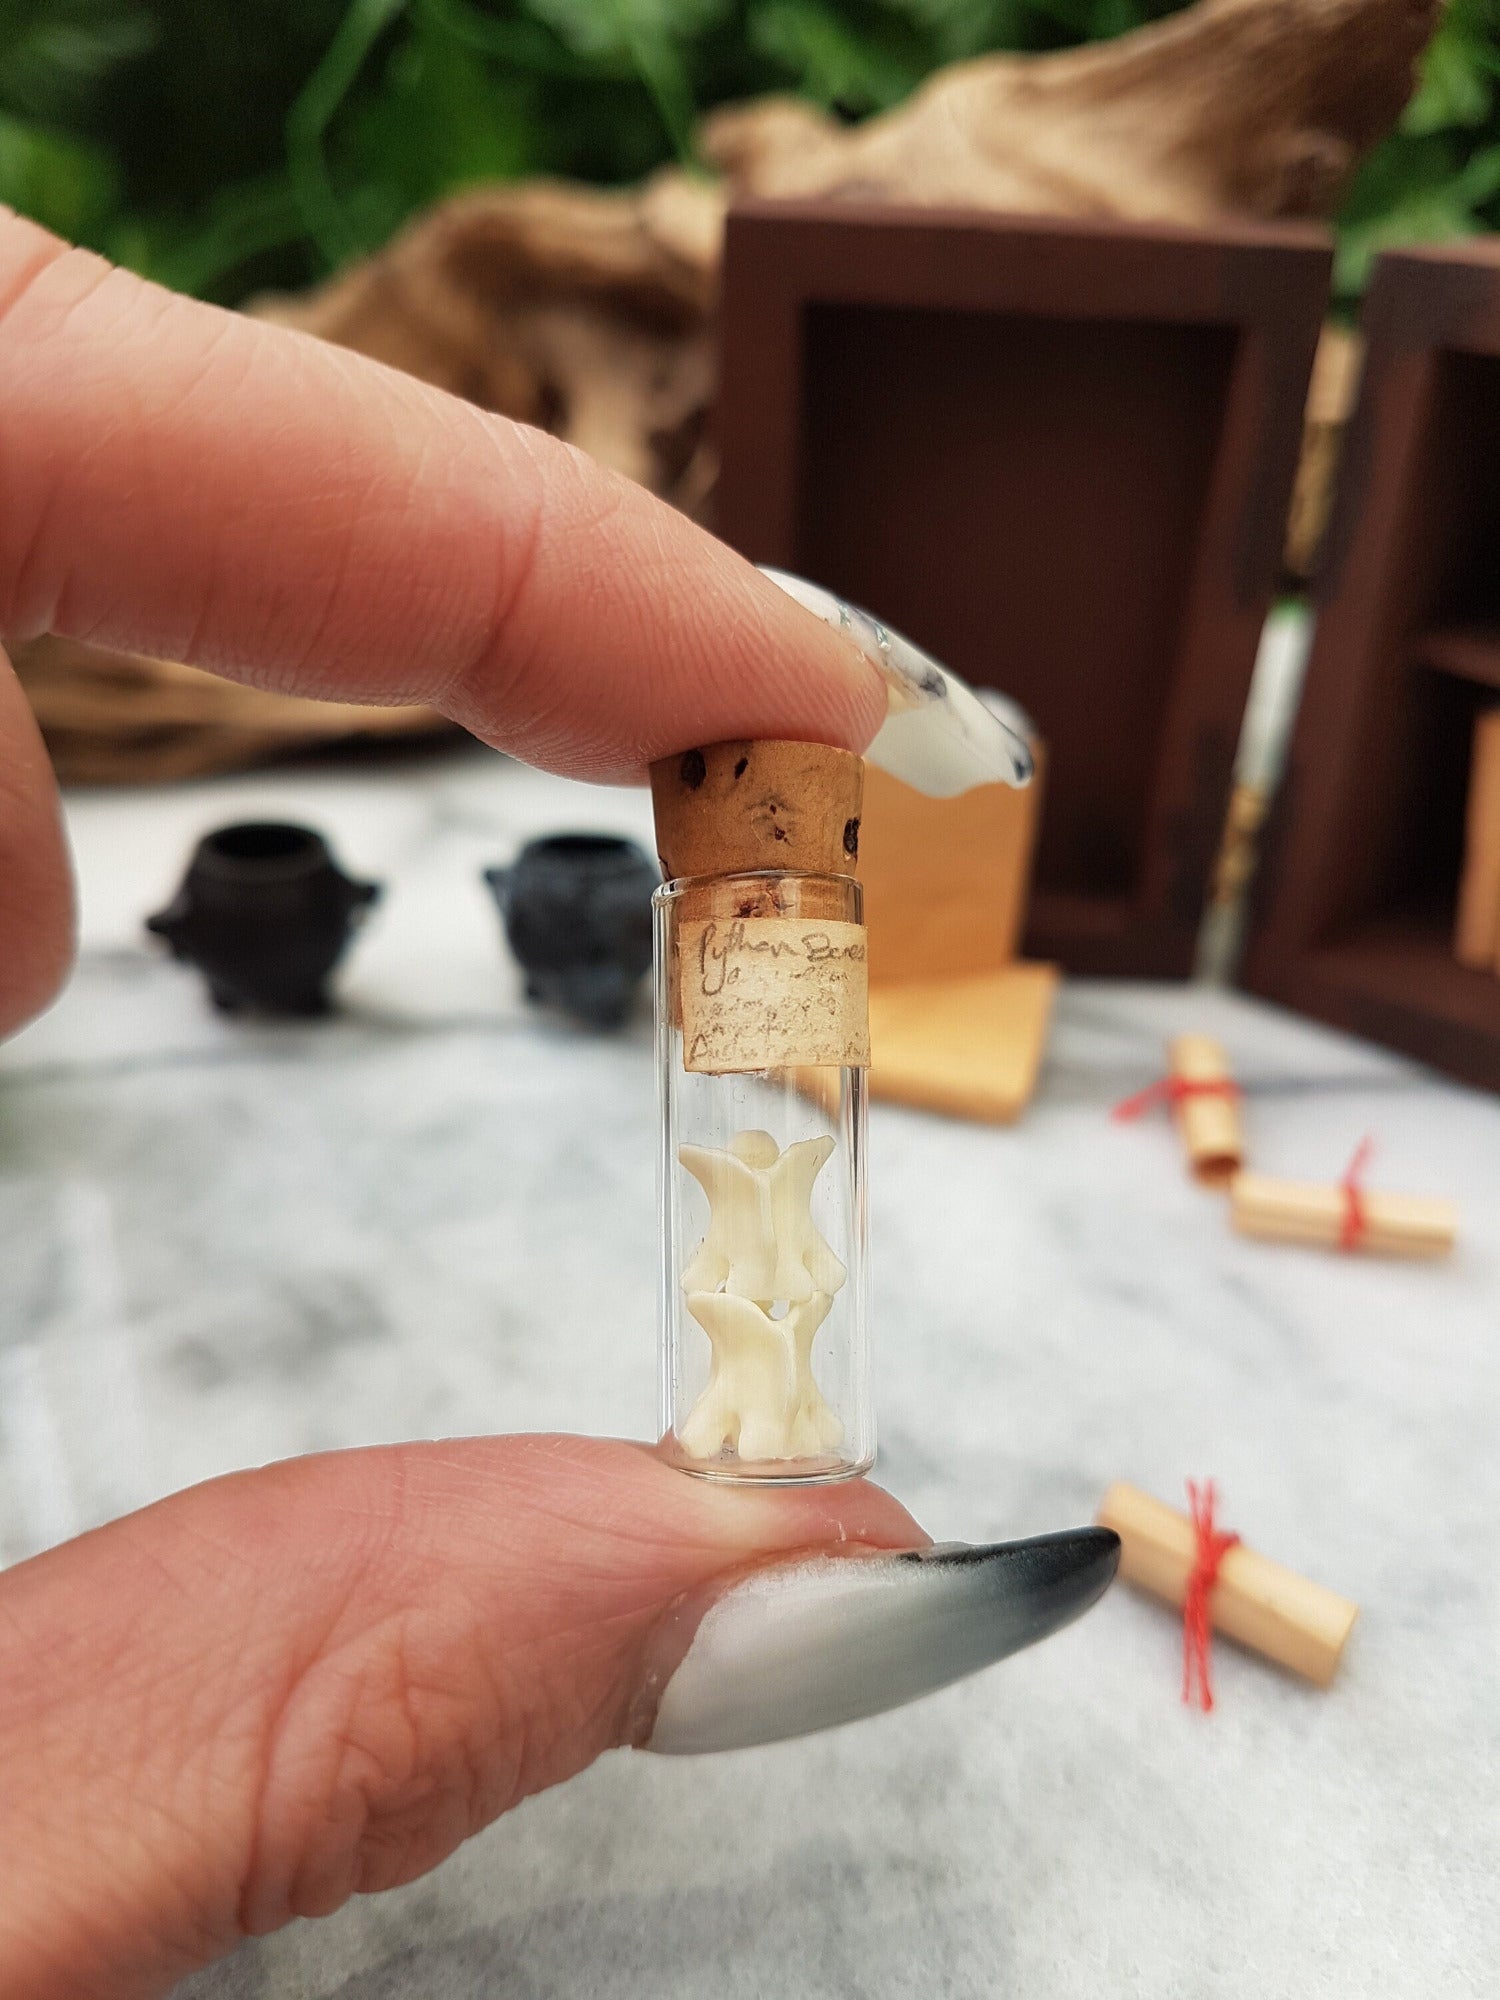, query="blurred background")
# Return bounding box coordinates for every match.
[2,0,1497,313]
